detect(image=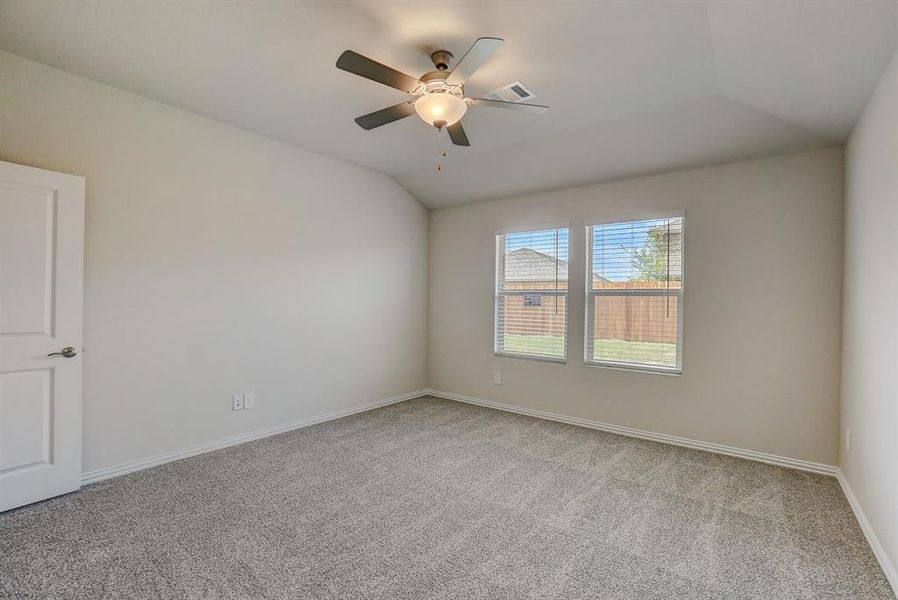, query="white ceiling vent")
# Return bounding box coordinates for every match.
[484,81,536,103]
